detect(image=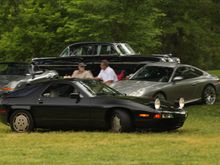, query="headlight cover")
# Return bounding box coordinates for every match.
[179,98,185,109]
[154,98,161,110]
